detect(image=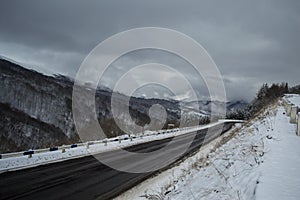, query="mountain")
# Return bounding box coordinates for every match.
[0,102,70,153]
[226,100,249,111]
[0,58,188,153]
[182,100,248,115]
[0,57,247,153]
